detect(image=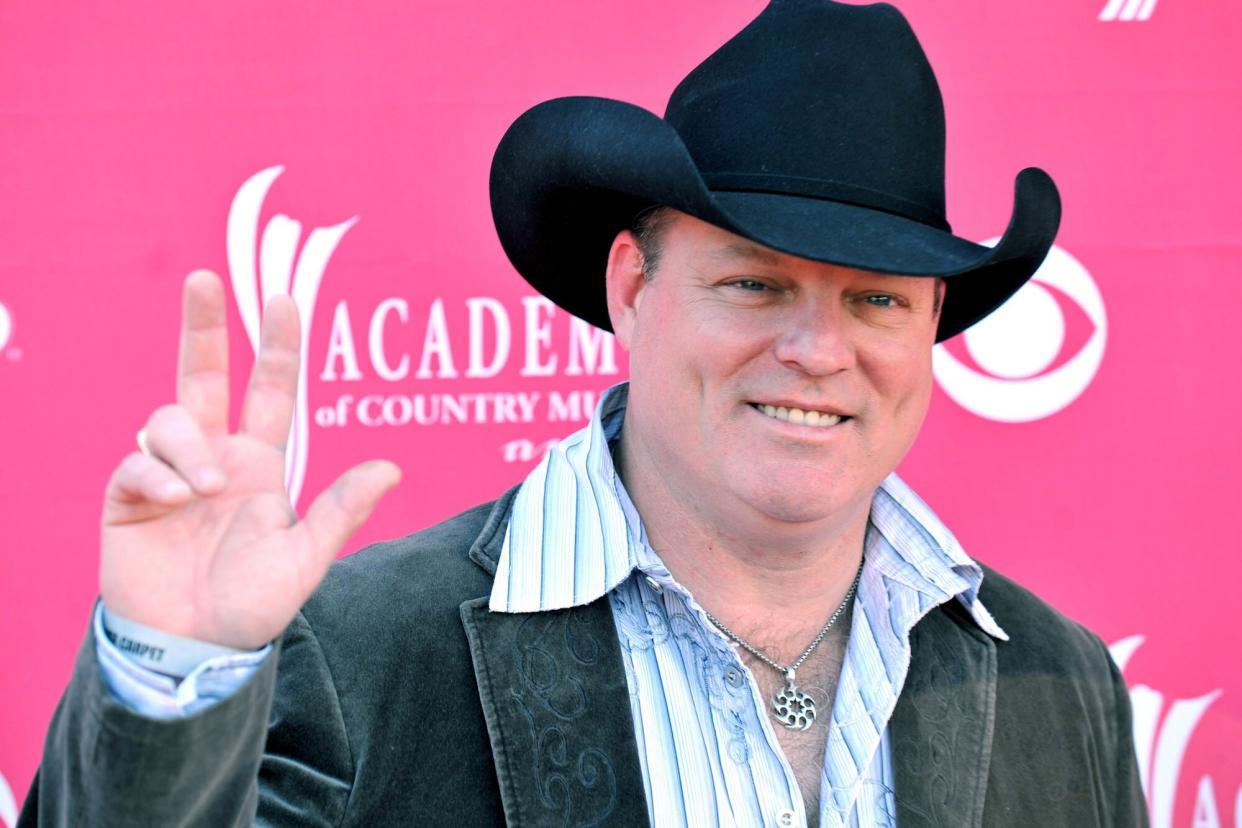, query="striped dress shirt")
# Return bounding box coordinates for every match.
[97,382,1006,827]
[493,382,1007,827]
